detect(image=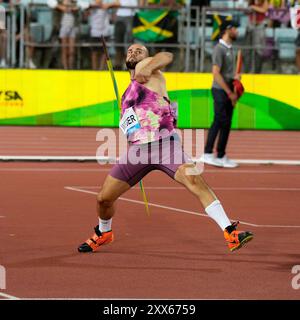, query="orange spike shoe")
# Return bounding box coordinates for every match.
[78,226,114,253]
[224,221,253,252]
